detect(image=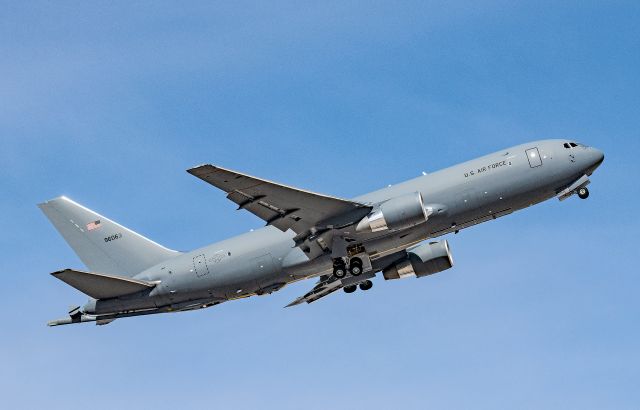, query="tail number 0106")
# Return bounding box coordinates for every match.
[104,233,123,243]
